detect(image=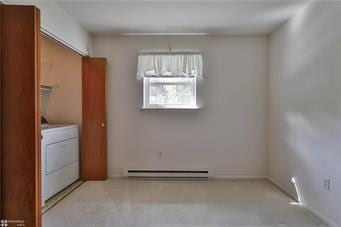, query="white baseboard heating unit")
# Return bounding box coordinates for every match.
[123,169,211,179]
